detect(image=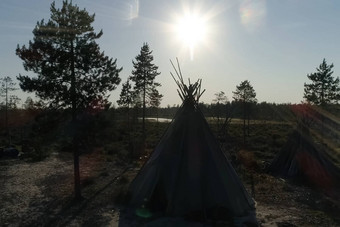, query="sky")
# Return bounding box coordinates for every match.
[1,0,340,107]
